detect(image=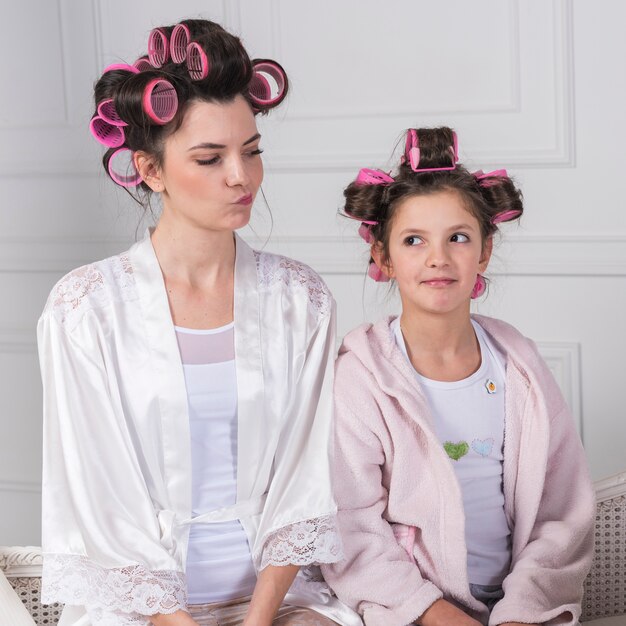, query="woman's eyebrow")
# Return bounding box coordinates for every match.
[188,133,261,151]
